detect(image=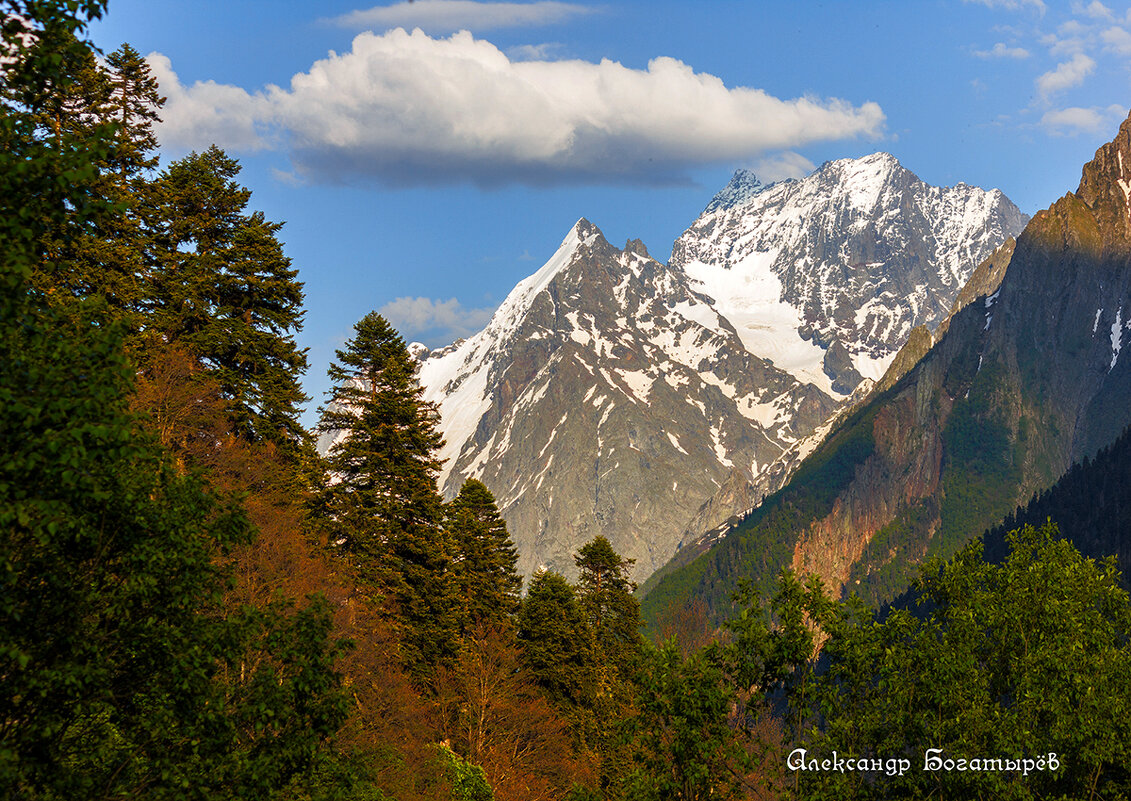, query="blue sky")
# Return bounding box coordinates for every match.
[89,0,1131,426]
